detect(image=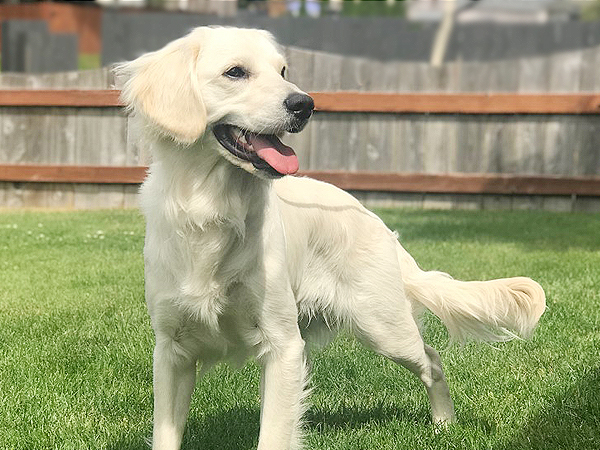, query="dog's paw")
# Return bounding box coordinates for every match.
[432,415,456,433]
